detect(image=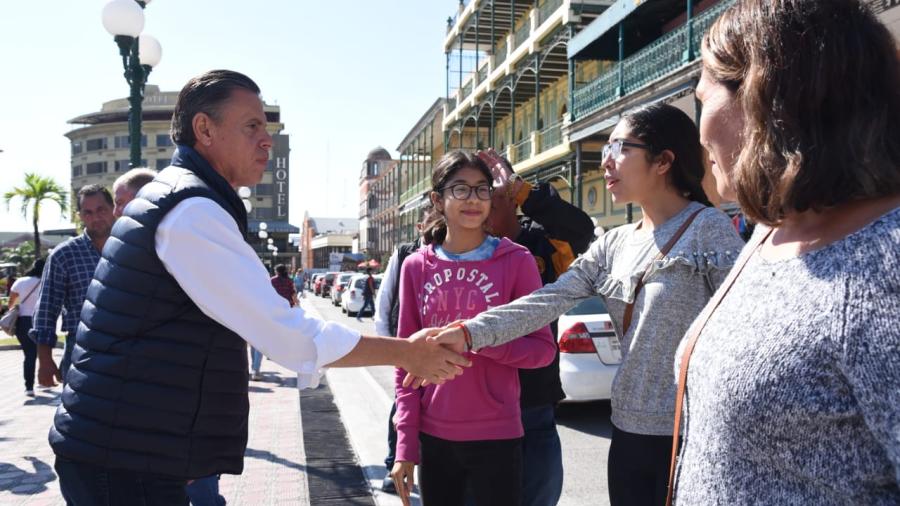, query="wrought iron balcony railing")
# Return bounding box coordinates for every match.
[538,0,564,26]
[538,122,563,153]
[461,79,474,101]
[514,20,531,48]
[572,0,735,120]
[514,137,532,162]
